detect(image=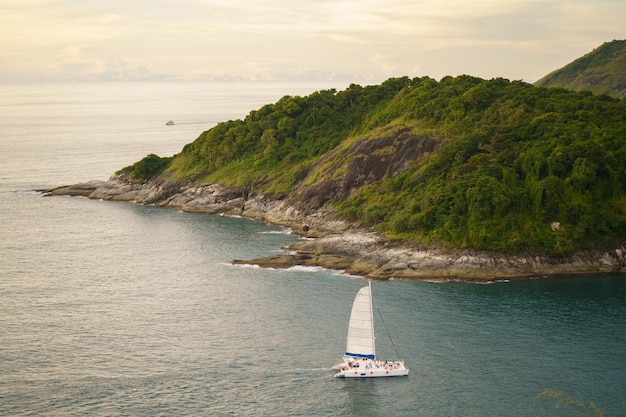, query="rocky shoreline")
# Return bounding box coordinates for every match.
[43,174,626,282]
